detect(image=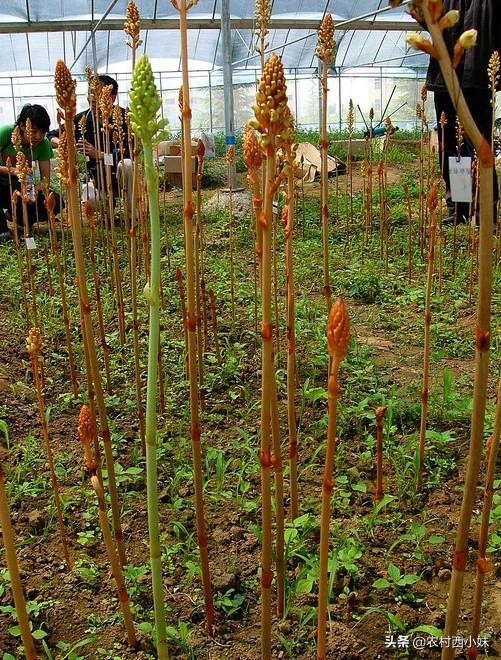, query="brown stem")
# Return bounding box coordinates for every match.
[209,289,222,367]
[317,356,340,659]
[414,7,494,655]
[375,406,387,503]
[58,87,127,567]
[0,455,37,659]
[469,377,501,655]
[91,476,137,646]
[178,0,214,634]
[416,188,437,493]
